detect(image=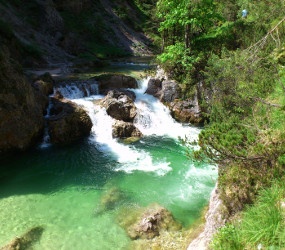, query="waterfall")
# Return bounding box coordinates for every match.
[42,77,201,175]
[39,98,53,149]
[55,80,99,99]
